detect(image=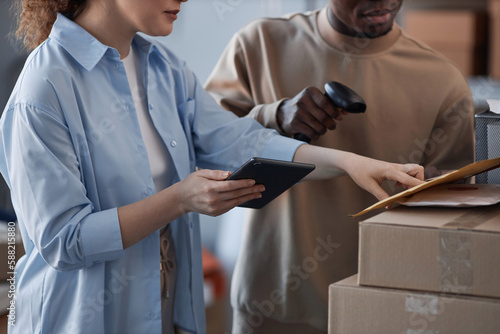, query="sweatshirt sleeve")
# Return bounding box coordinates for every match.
[205,34,287,135]
[422,93,475,172]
